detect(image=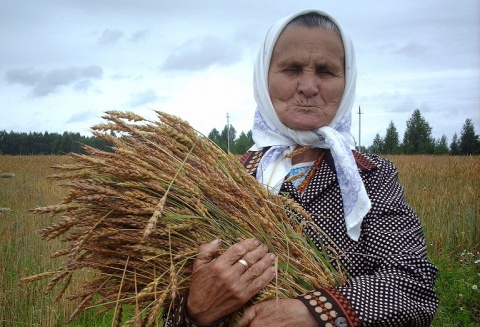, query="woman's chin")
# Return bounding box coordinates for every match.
[285,119,326,131]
